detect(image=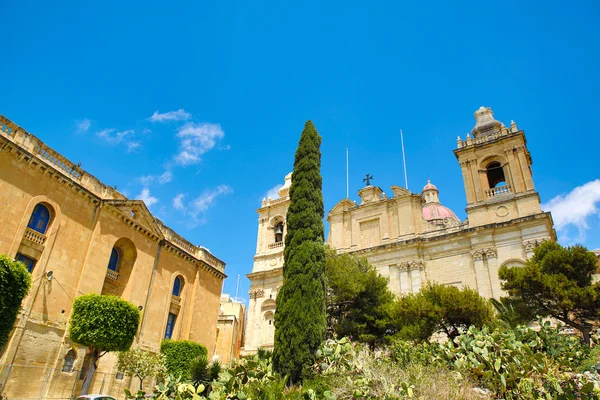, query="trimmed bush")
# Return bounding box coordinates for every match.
[69,293,140,394]
[0,254,32,348]
[160,339,207,380]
